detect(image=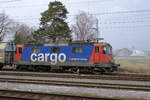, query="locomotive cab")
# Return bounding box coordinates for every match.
[101,44,114,63]
[91,43,119,72]
[93,45,113,63]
